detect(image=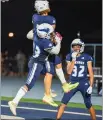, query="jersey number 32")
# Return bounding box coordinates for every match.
[72,65,84,77]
